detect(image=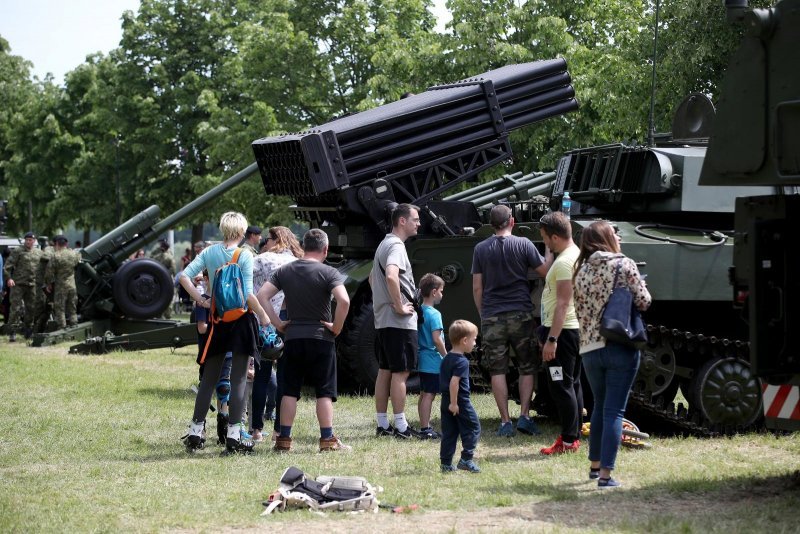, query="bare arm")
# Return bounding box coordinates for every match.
[321,285,350,336]
[179,274,210,310]
[246,292,269,326]
[472,273,483,315]
[432,330,447,358]
[257,282,283,330]
[534,247,554,278]
[542,279,573,362]
[385,264,413,316]
[449,376,460,415]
